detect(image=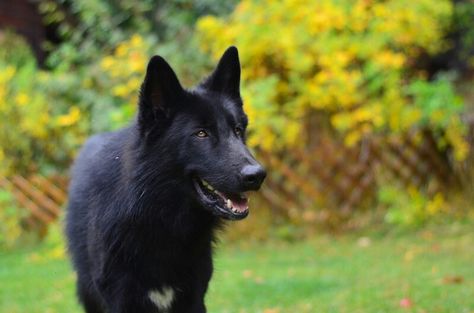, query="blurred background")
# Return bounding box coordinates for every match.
[0,0,473,312]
